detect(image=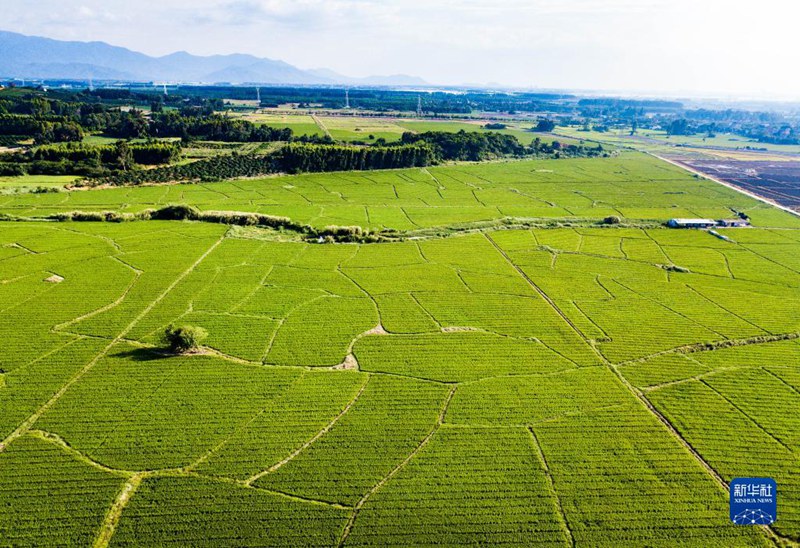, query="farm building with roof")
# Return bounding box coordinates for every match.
[668,218,751,228]
[667,218,717,228]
